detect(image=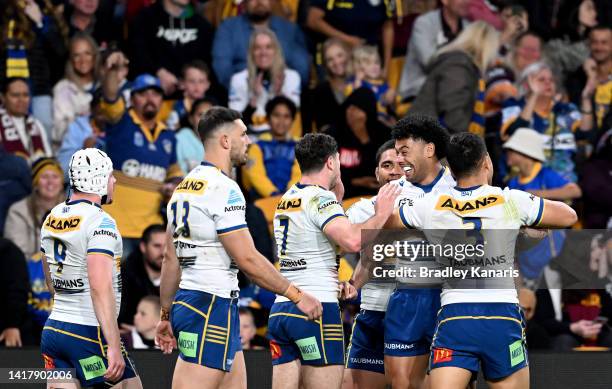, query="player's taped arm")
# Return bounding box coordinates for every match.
[159,227,181,321]
[87,254,121,350]
[534,199,577,228]
[41,254,55,297]
[219,229,292,297]
[245,144,279,197]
